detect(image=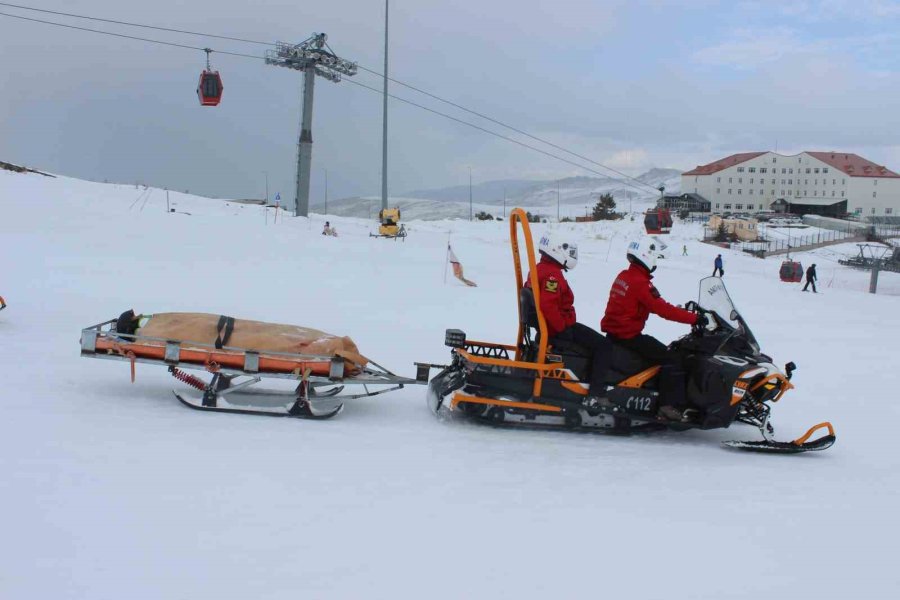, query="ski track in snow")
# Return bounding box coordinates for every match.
[1,170,899,599]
